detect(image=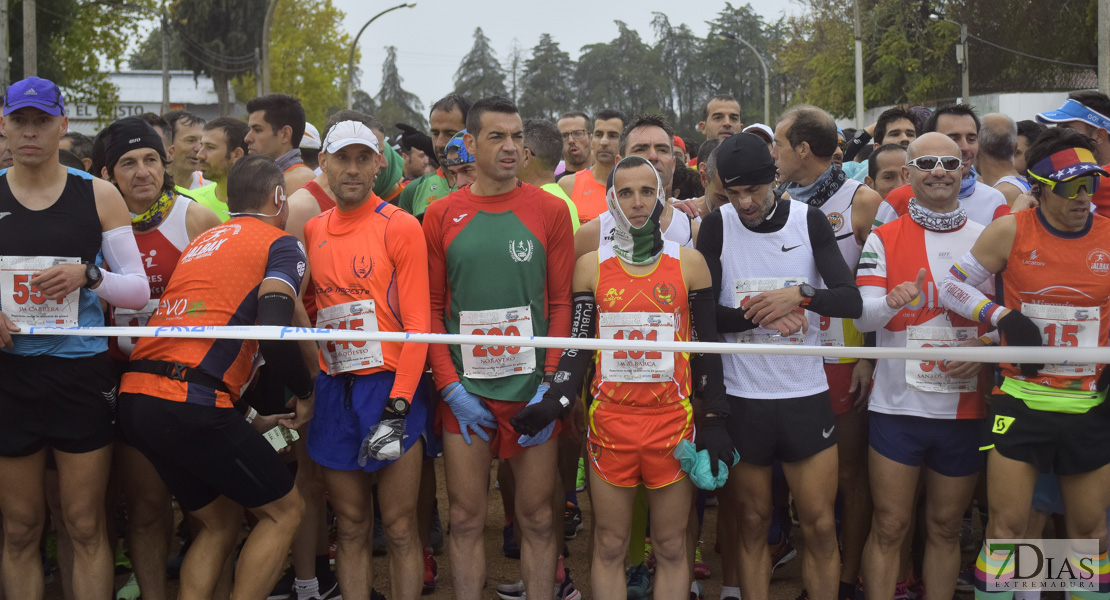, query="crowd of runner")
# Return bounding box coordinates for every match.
[2,73,1110,600]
